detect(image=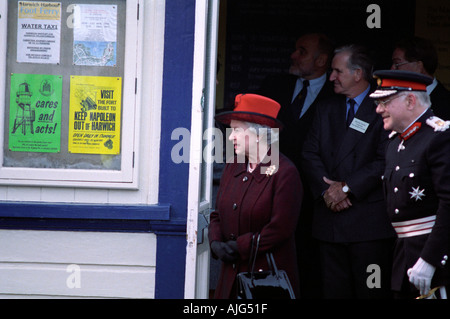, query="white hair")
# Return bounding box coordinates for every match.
[243,121,280,144]
[412,91,431,108]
